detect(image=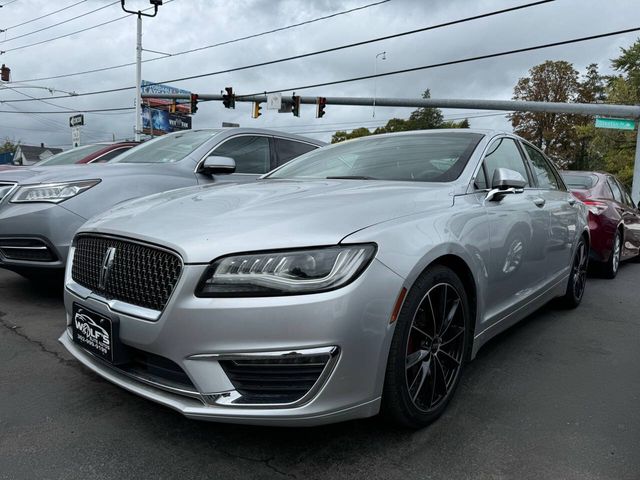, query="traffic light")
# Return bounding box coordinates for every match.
[223,87,235,109]
[0,64,10,82]
[316,97,326,118]
[190,93,198,114]
[169,100,176,114]
[251,101,262,119]
[292,95,300,117]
